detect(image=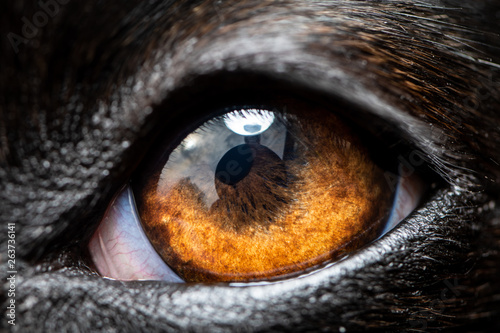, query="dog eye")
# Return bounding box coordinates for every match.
[88,98,425,283]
